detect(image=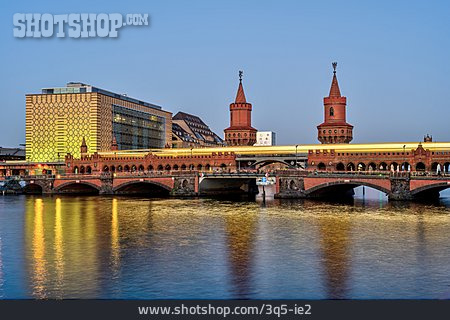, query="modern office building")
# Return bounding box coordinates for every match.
[25,82,172,162]
[254,131,276,146]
